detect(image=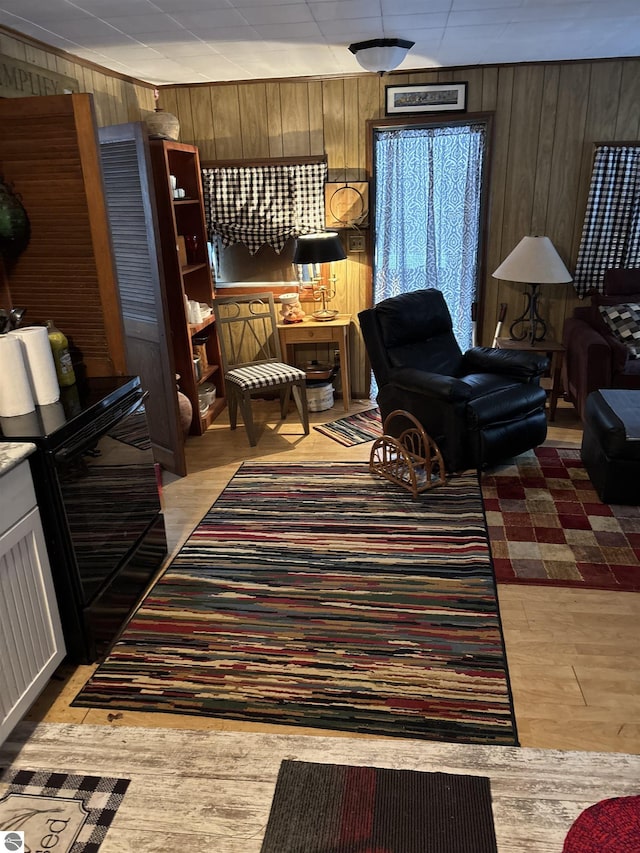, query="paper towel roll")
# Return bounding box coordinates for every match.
[9,326,60,405]
[0,410,40,436]
[0,335,36,417]
[40,400,67,434]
